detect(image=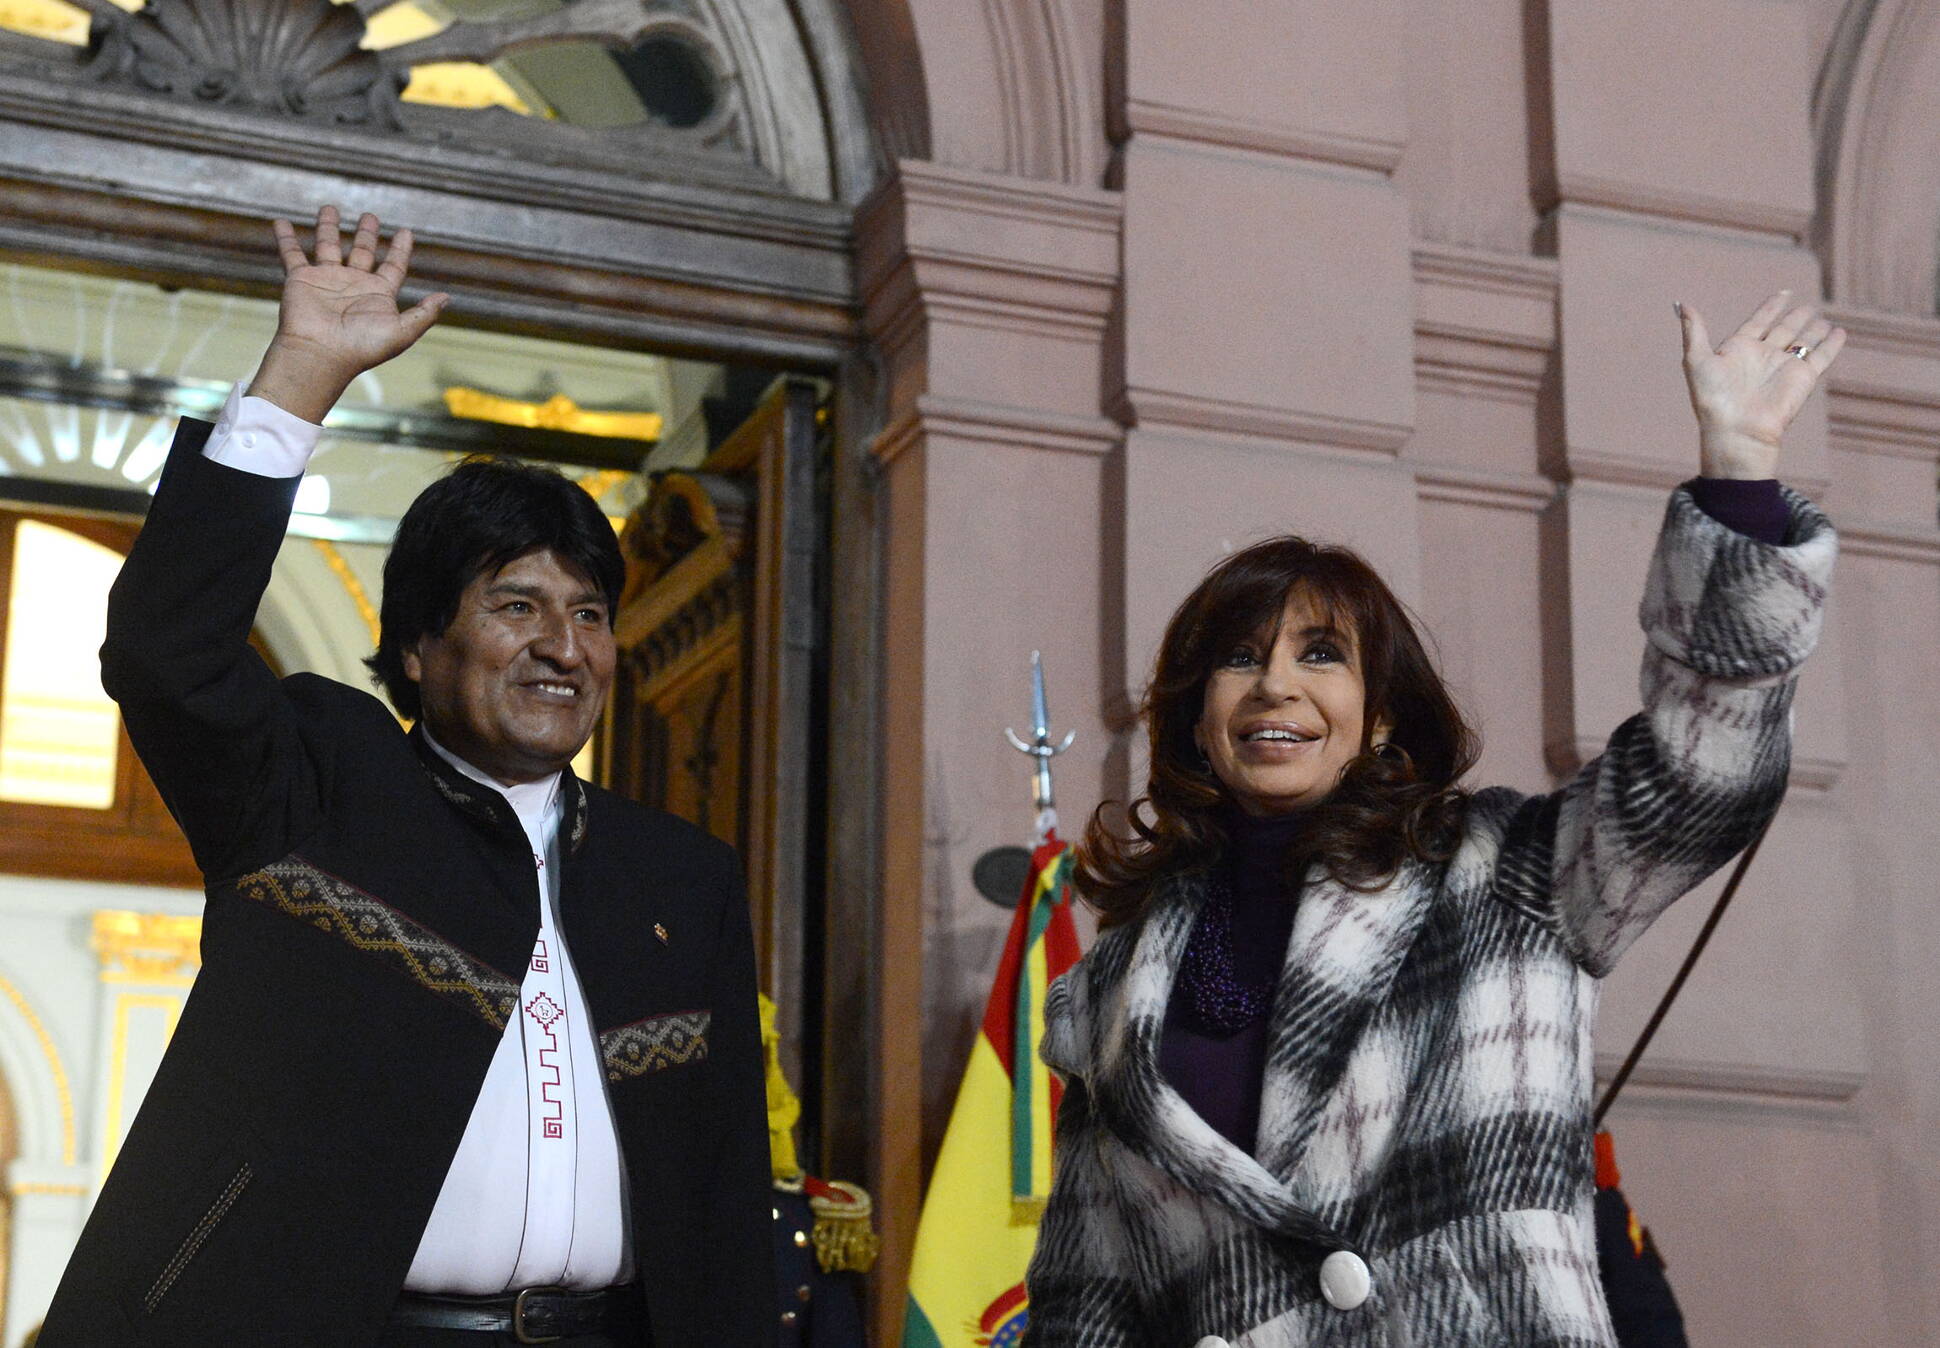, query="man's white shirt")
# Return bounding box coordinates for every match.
[201,385,633,1292]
